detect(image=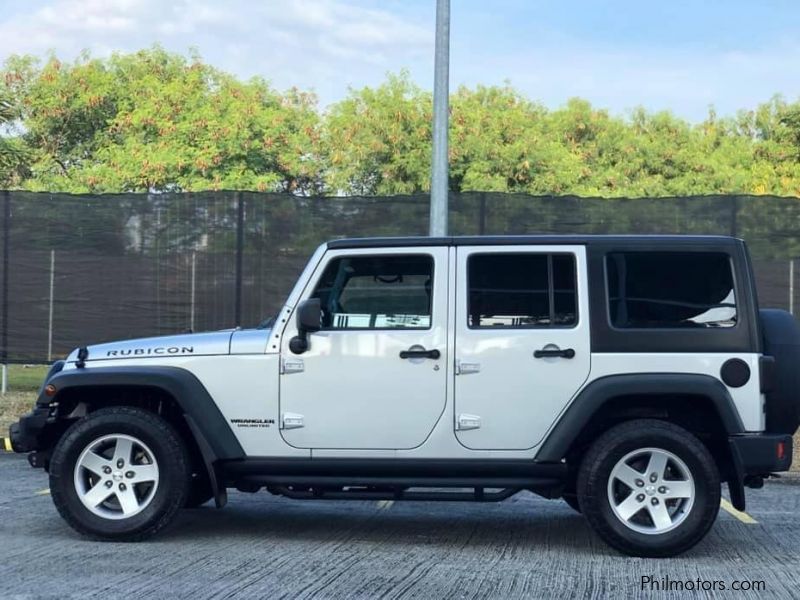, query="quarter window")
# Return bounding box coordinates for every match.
[311,255,433,329]
[606,252,737,329]
[467,253,577,328]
